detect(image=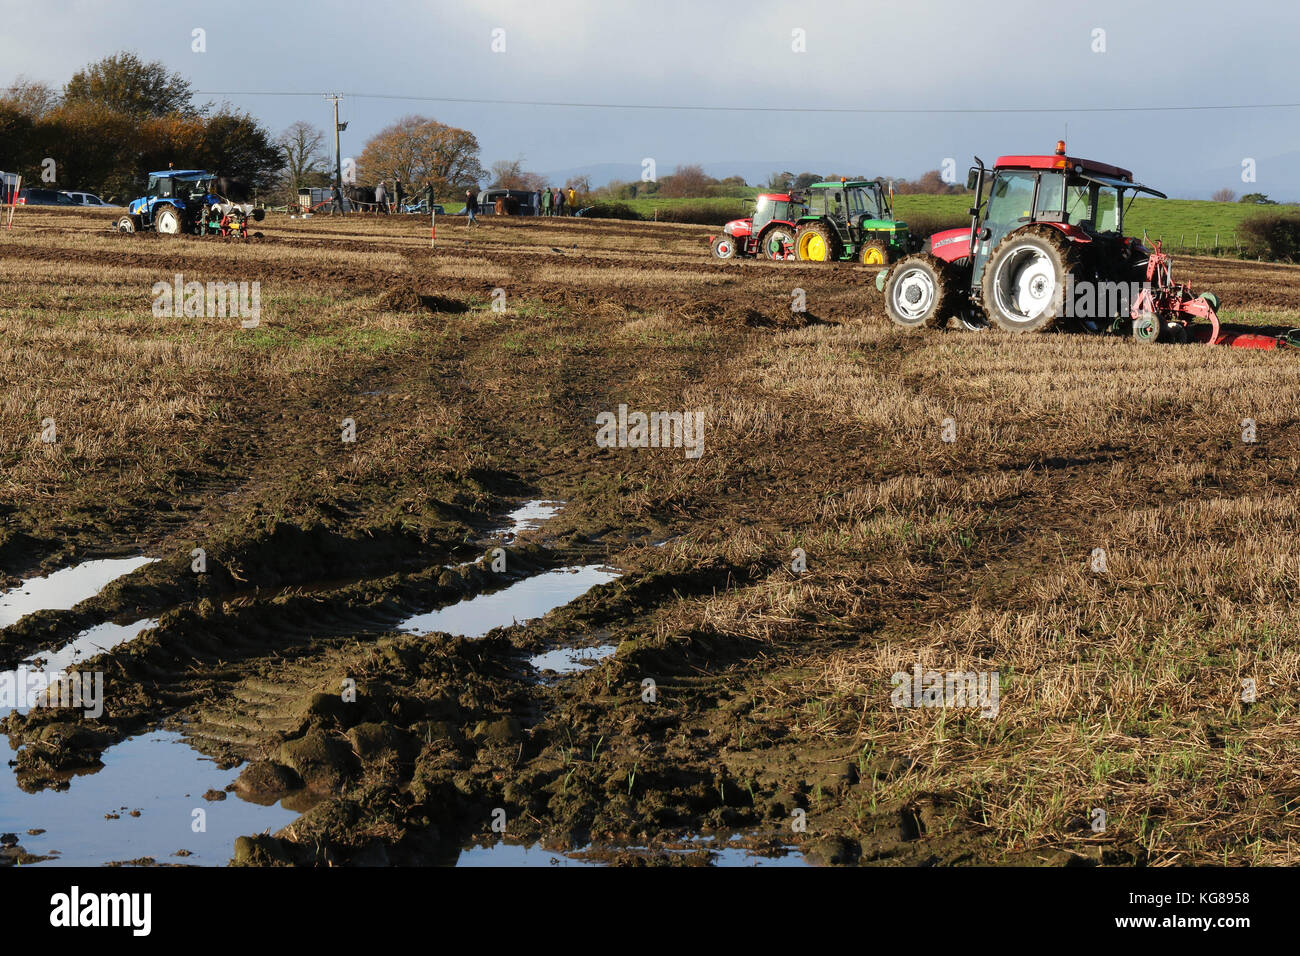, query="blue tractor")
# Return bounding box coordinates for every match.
[115,169,264,237]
